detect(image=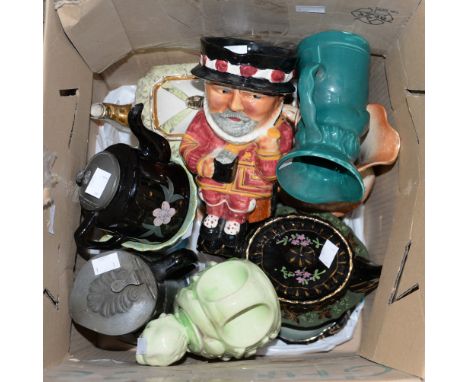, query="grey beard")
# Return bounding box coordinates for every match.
[211,110,258,137]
